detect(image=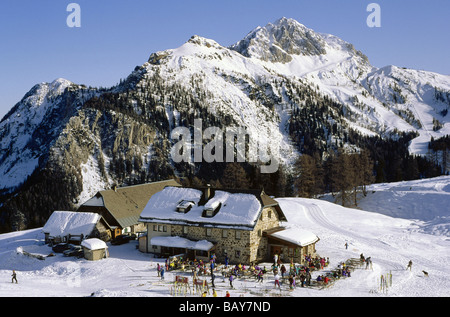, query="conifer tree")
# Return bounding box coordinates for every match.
[221,163,251,189]
[294,154,323,198]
